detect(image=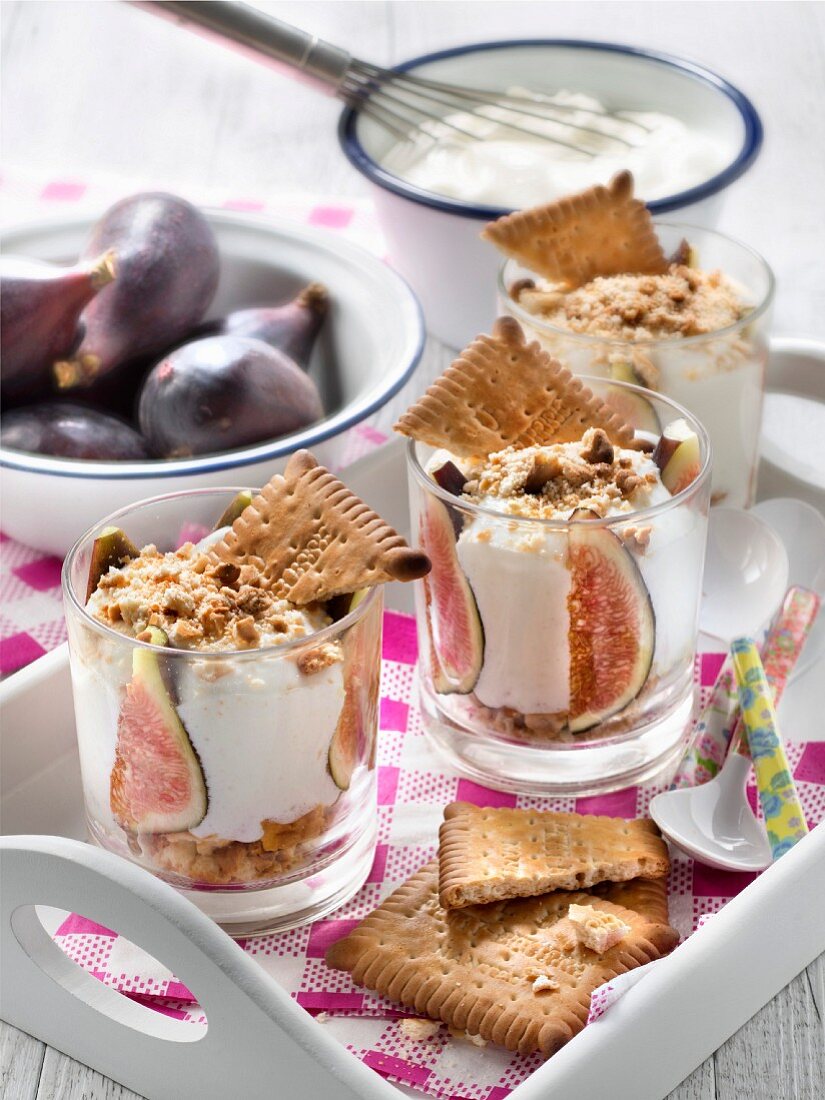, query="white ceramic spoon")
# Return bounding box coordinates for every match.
[699,507,789,644]
[650,749,772,871]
